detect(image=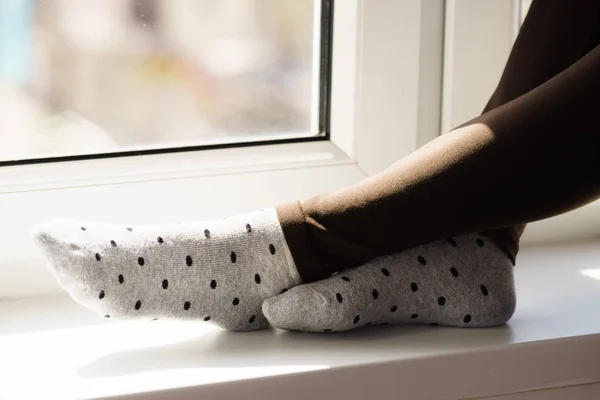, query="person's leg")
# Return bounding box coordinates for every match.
[484,0,600,113]
[264,232,515,331]
[33,210,301,331]
[278,39,600,283]
[274,0,600,292]
[276,0,600,284]
[480,0,600,261]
